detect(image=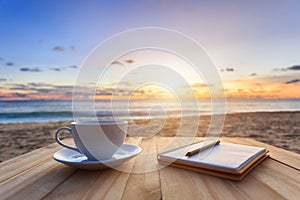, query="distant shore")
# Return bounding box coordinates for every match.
[1,111,299,162]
